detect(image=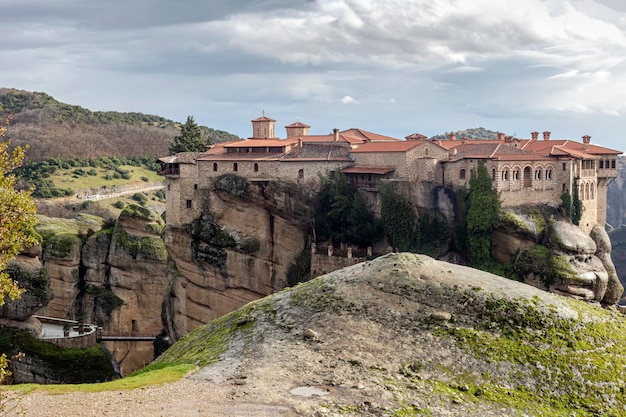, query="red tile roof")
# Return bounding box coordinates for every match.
[340,128,401,142]
[223,138,298,148]
[285,121,310,128]
[350,140,427,153]
[251,116,275,122]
